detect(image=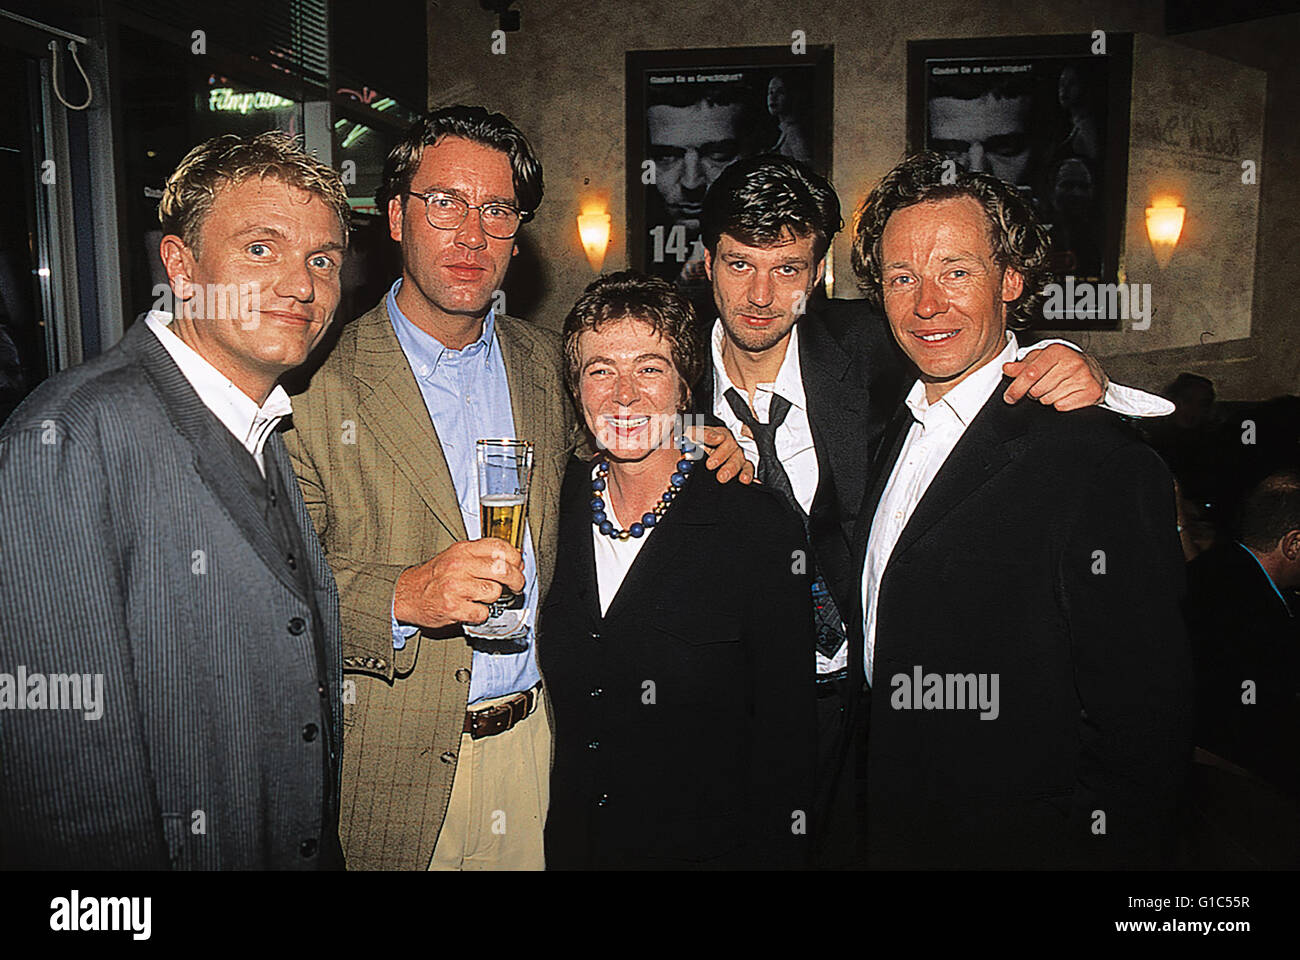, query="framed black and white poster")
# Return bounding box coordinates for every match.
[626,45,833,317]
[907,34,1133,329]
